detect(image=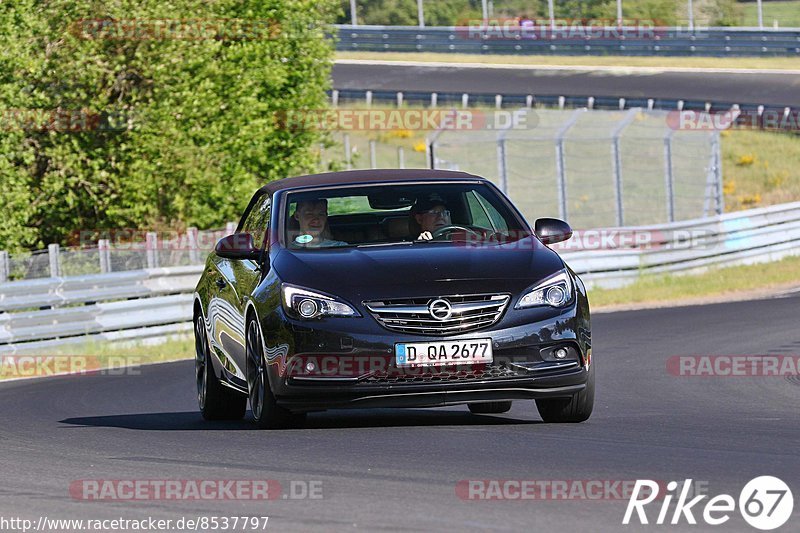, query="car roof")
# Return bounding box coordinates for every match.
[259,169,487,195]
